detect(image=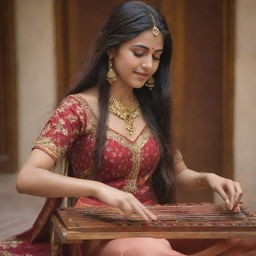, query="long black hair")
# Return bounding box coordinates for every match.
[66,1,176,204]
